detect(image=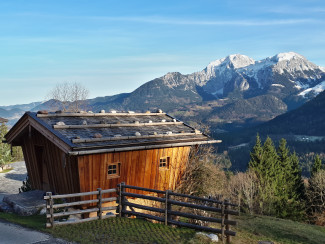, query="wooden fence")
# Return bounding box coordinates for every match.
[45,184,238,243]
[118,183,238,243]
[44,188,117,228]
